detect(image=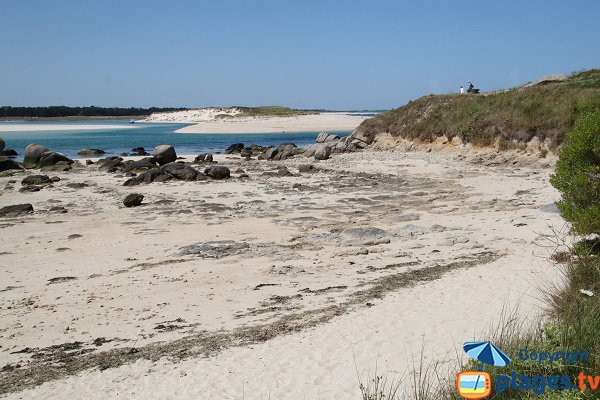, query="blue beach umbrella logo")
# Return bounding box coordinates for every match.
[463,341,511,367]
